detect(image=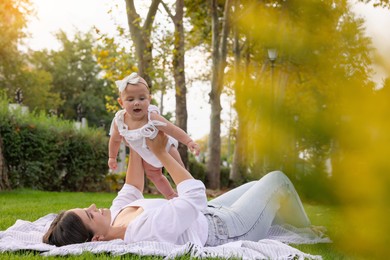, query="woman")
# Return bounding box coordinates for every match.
[43,131,318,247]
